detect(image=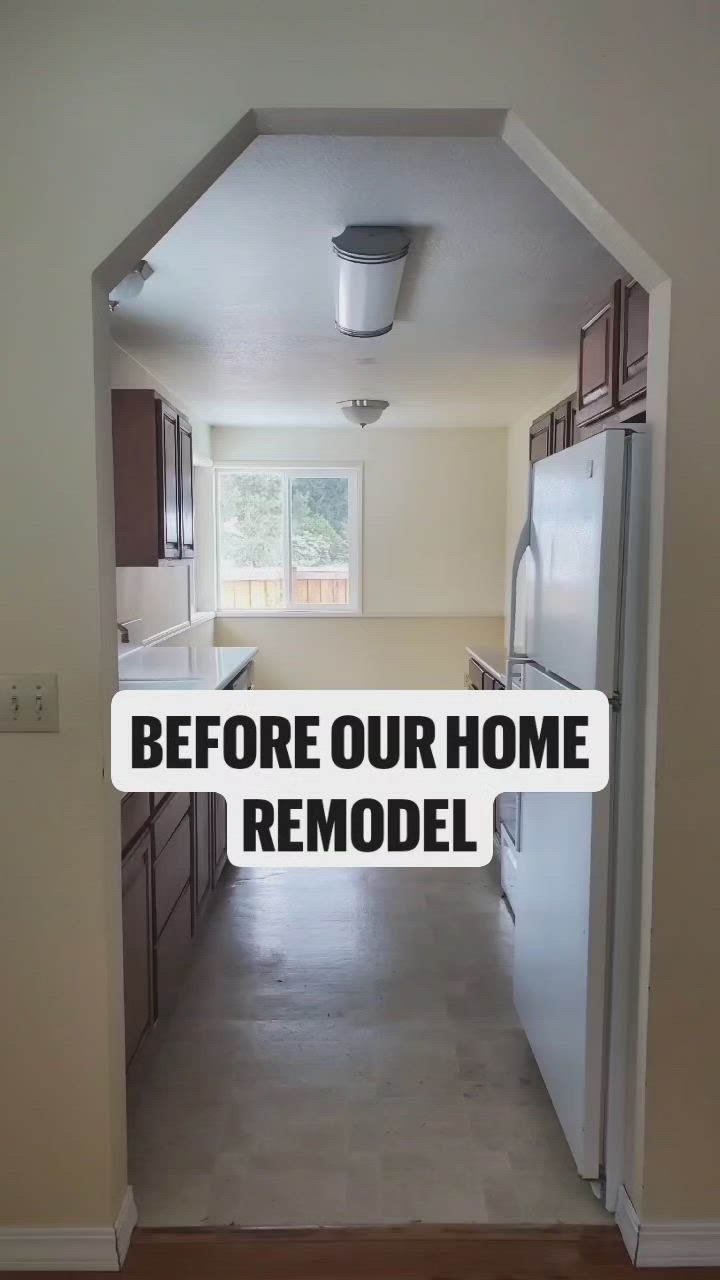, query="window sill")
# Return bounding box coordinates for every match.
[216,608,362,619]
